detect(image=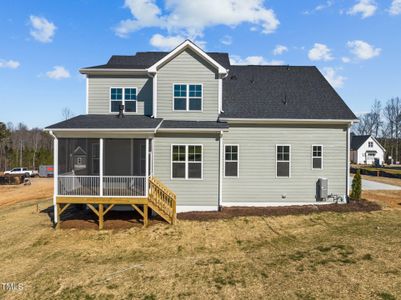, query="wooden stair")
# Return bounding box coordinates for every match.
[148,176,177,224]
